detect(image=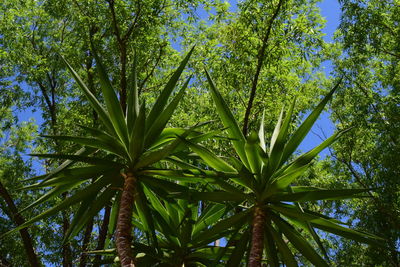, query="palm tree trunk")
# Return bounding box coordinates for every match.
[116,172,137,267]
[248,205,266,267]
